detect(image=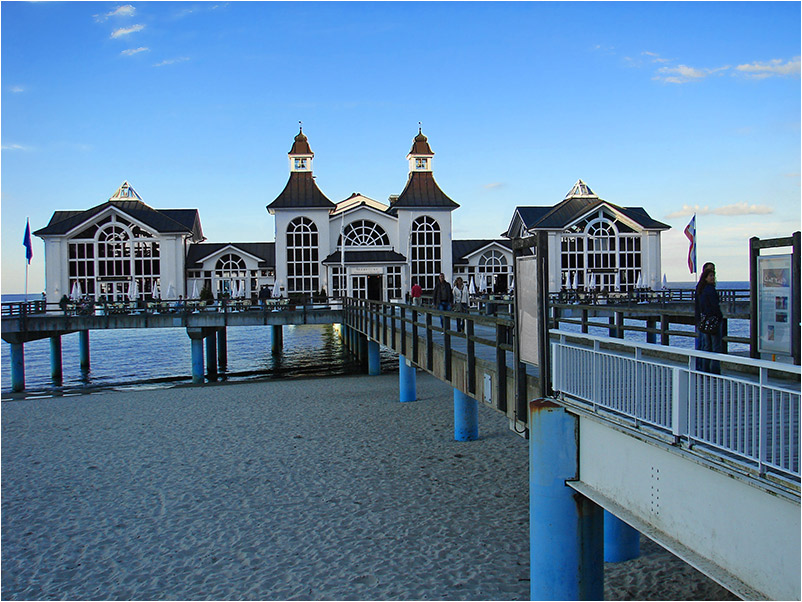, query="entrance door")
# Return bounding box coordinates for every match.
[352,275,368,299]
[367,275,382,301]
